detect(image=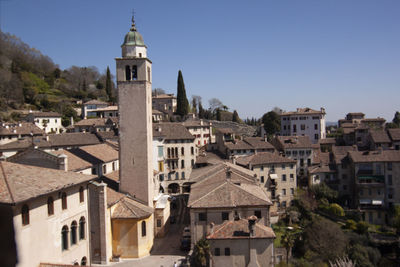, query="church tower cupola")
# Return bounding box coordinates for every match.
[121,15,147,58]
